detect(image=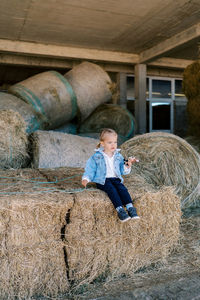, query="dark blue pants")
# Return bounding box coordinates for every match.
[96,177,133,209]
